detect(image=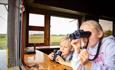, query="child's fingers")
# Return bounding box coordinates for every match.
[55,56,64,64]
[71,39,81,53]
[48,52,54,60]
[55,56,60,62]
[79,49,89,64]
